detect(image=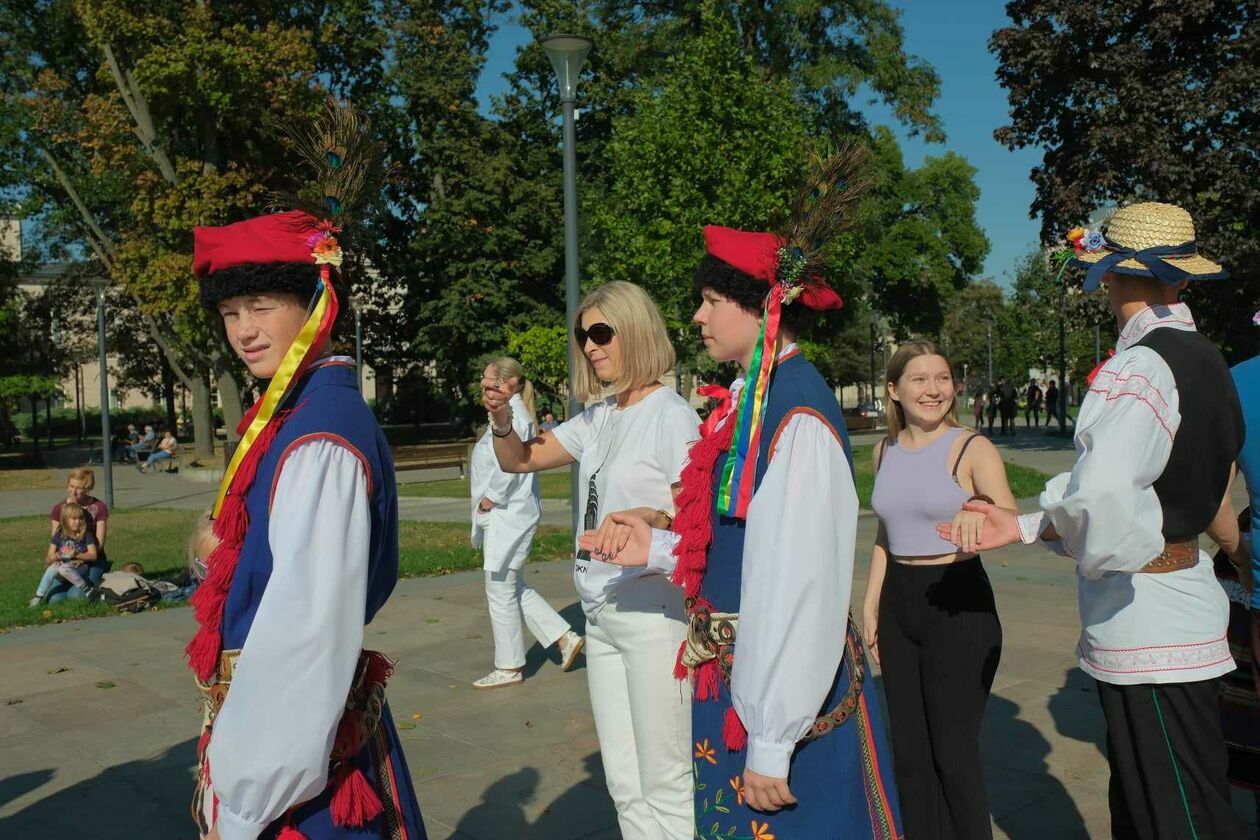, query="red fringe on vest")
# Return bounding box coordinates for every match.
[185,412,288,682]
